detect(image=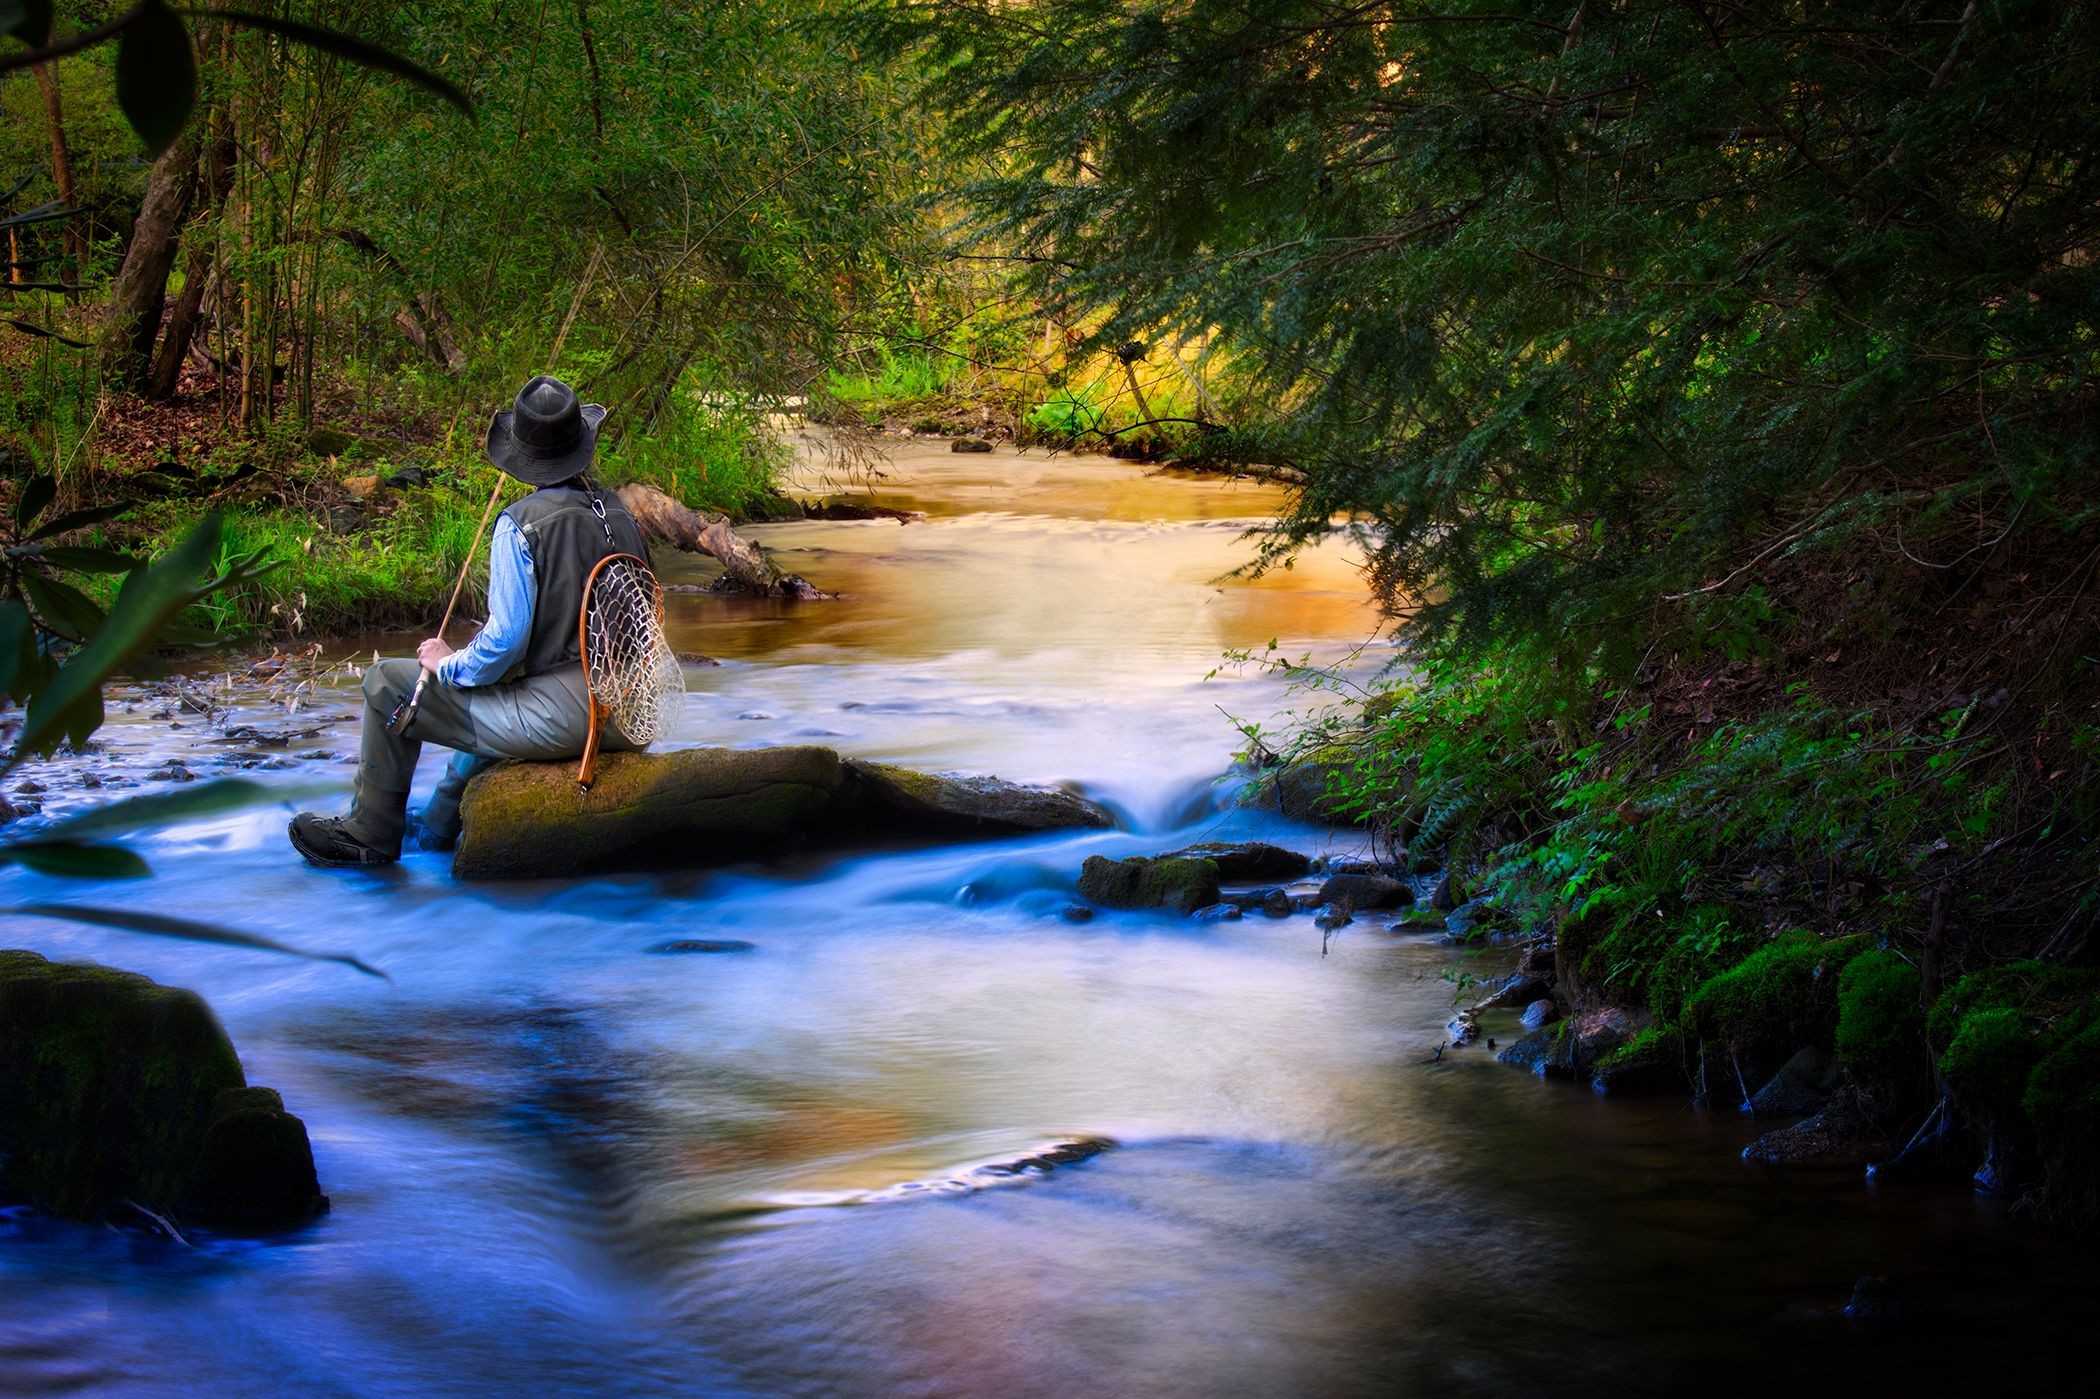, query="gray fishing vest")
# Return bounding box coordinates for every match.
[502,482,652,679]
